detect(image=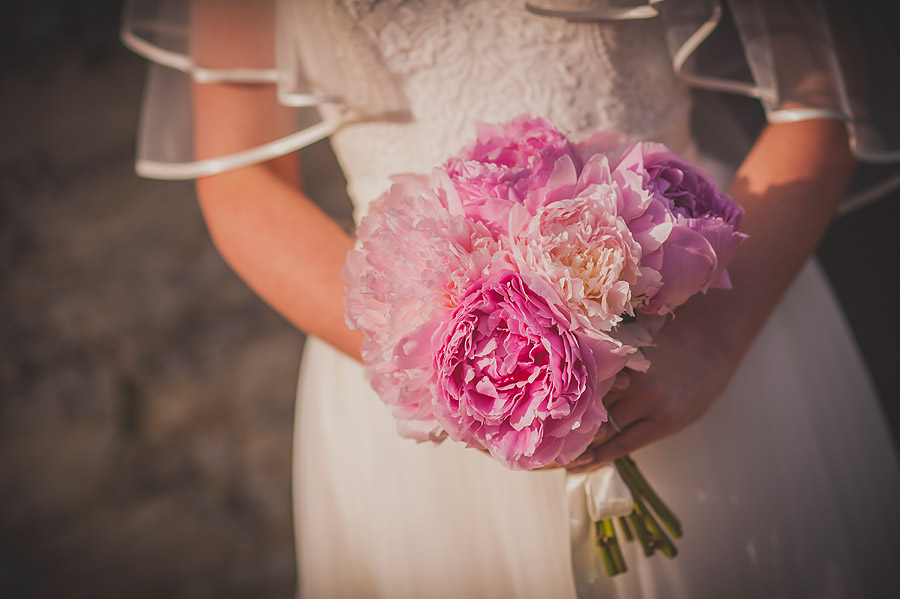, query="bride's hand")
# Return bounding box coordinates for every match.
[565,118,857,474]
[566,293,746,474]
